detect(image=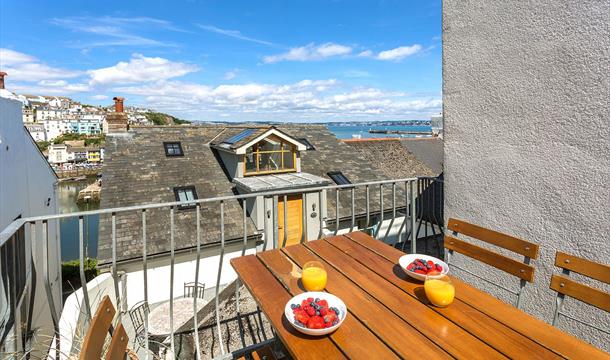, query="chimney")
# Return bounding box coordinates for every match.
[0,72,6,90]
[113,96,125,113]
[106,96,128,133]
